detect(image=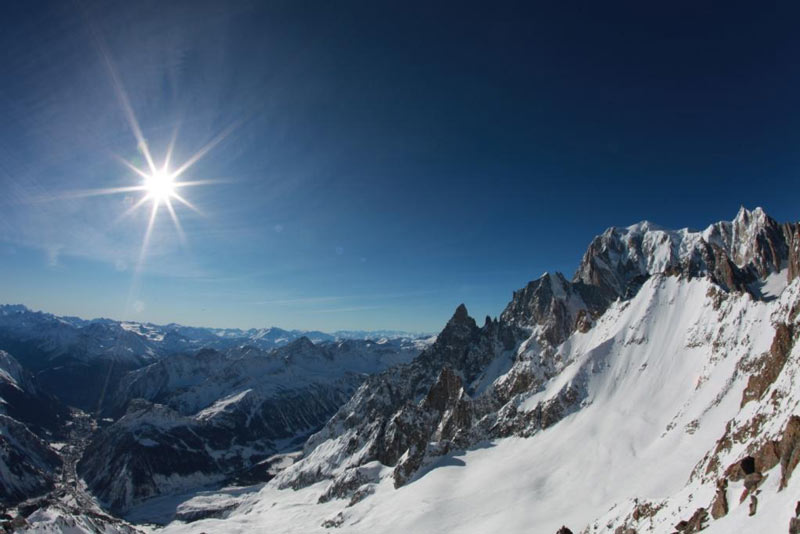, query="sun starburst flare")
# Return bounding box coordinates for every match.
[111,134,227,262]
[56,124,235,282]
